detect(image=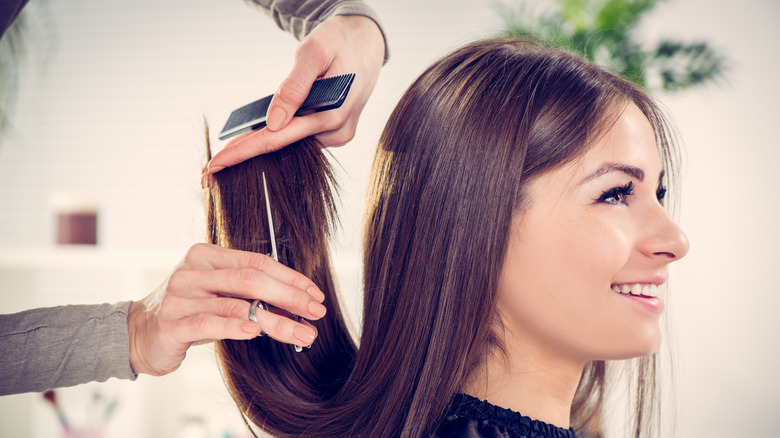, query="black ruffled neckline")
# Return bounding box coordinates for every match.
[445,393,577,438]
